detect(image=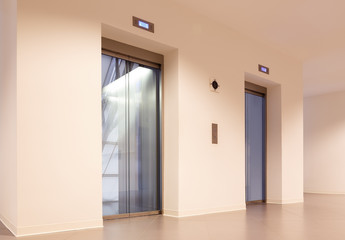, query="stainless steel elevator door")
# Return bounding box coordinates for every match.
[101,53,161,217]
[245,92,266,203]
